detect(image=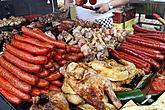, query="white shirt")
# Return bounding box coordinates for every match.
[74,0,113,21]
